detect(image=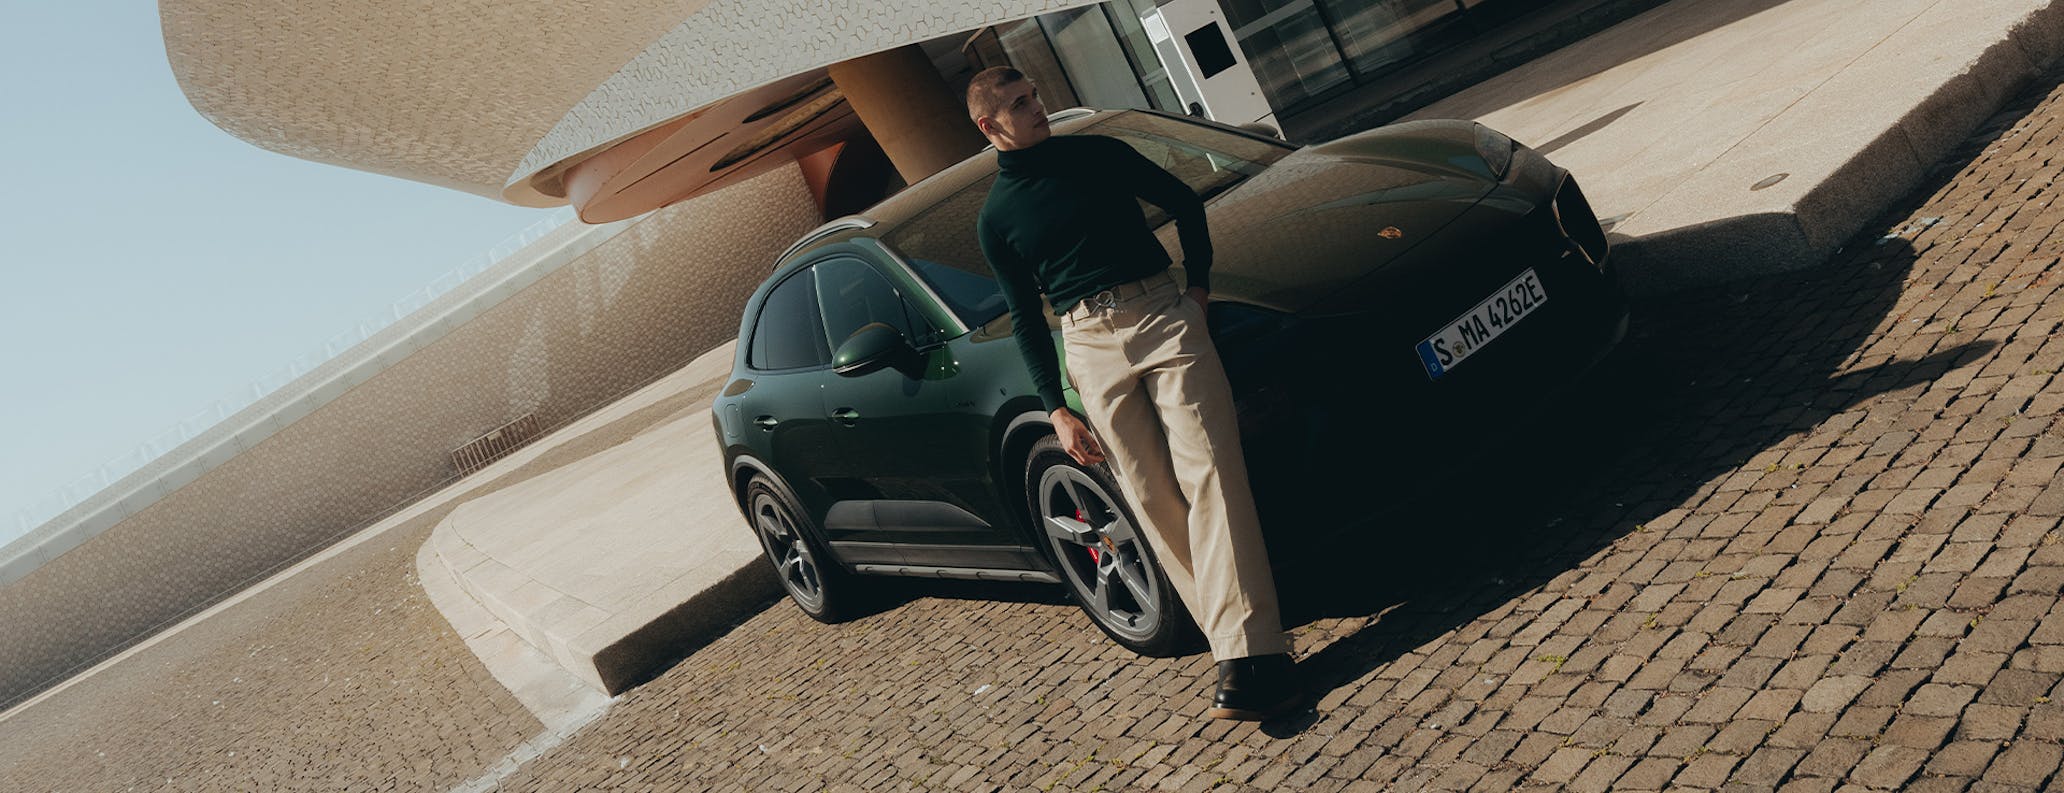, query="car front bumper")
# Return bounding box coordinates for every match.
[1212,174,1630,520]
